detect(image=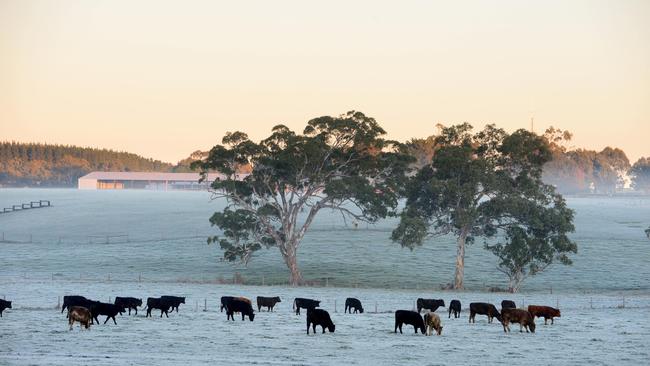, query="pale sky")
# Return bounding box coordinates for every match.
[1,0,649,163]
